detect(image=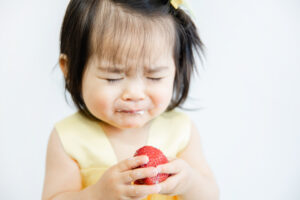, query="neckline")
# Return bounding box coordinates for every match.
[96,119,157,165]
